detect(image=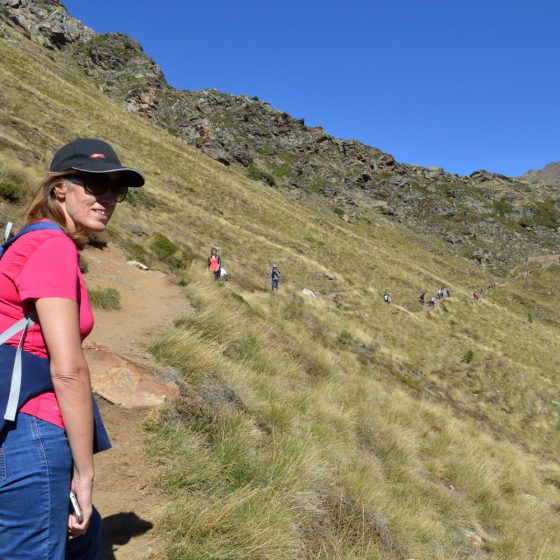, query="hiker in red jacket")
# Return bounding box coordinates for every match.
[207,247,222,280]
